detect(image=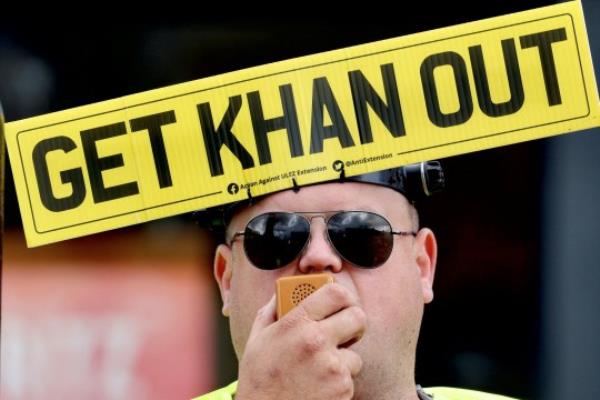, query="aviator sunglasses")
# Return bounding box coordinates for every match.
[227,211,417,270]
